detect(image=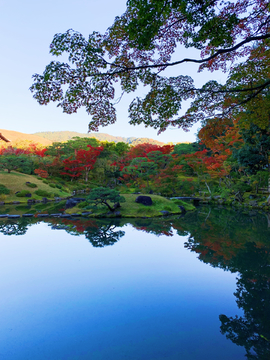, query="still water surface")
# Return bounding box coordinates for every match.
[0,207,269,359]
